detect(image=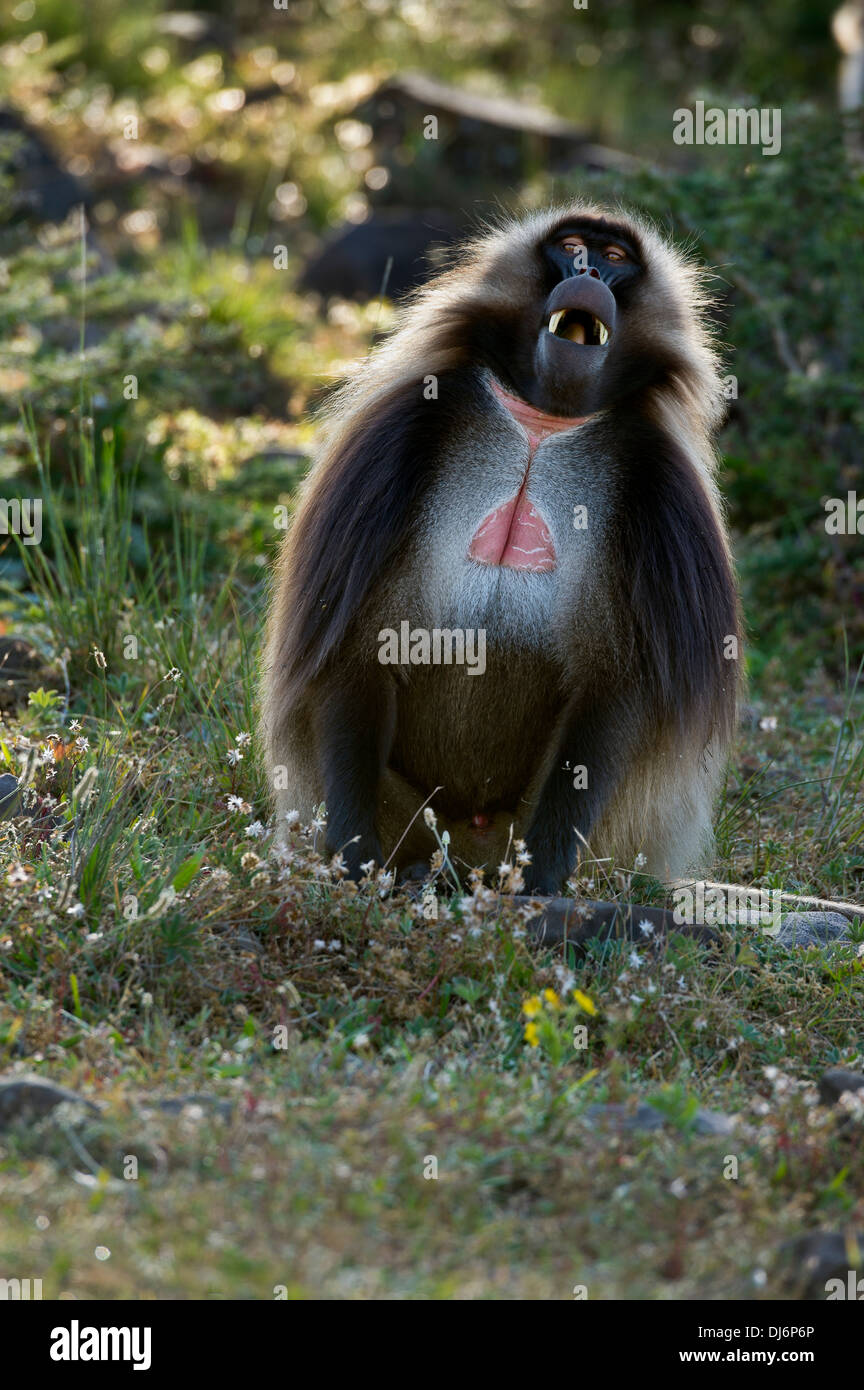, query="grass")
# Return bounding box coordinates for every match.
[0,429,863,1299]
[1,0,863,1302]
